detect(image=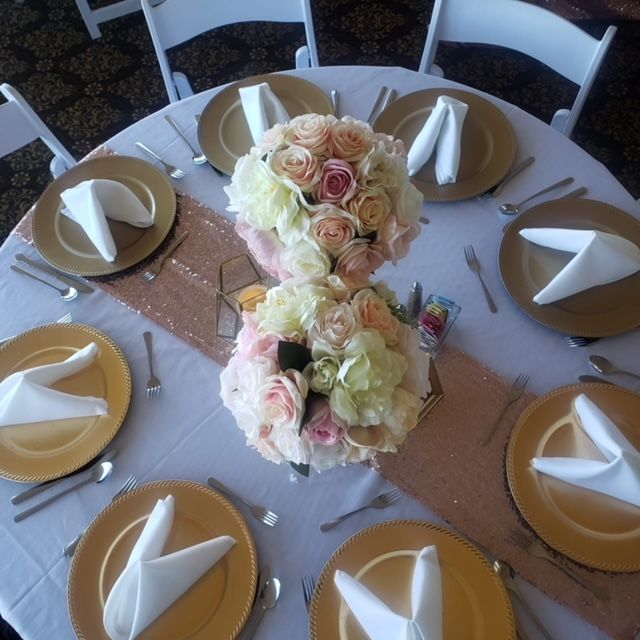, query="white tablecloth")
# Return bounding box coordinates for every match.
[1,66,638,640]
